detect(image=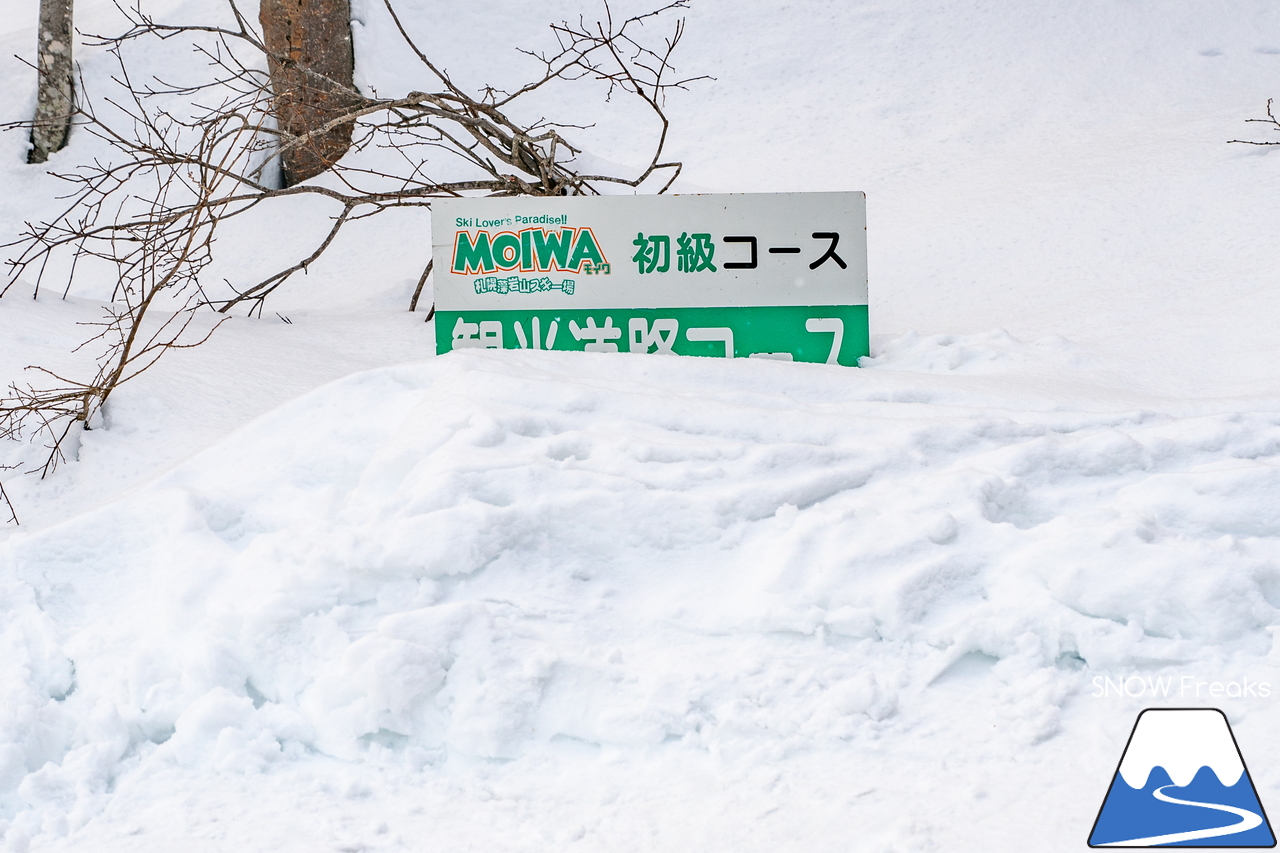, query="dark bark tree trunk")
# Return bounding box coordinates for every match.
[259,0,357,187]
[29,0,74,164]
